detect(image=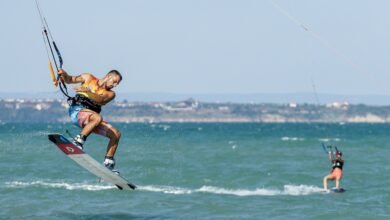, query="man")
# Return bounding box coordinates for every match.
[58,68,122,173]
